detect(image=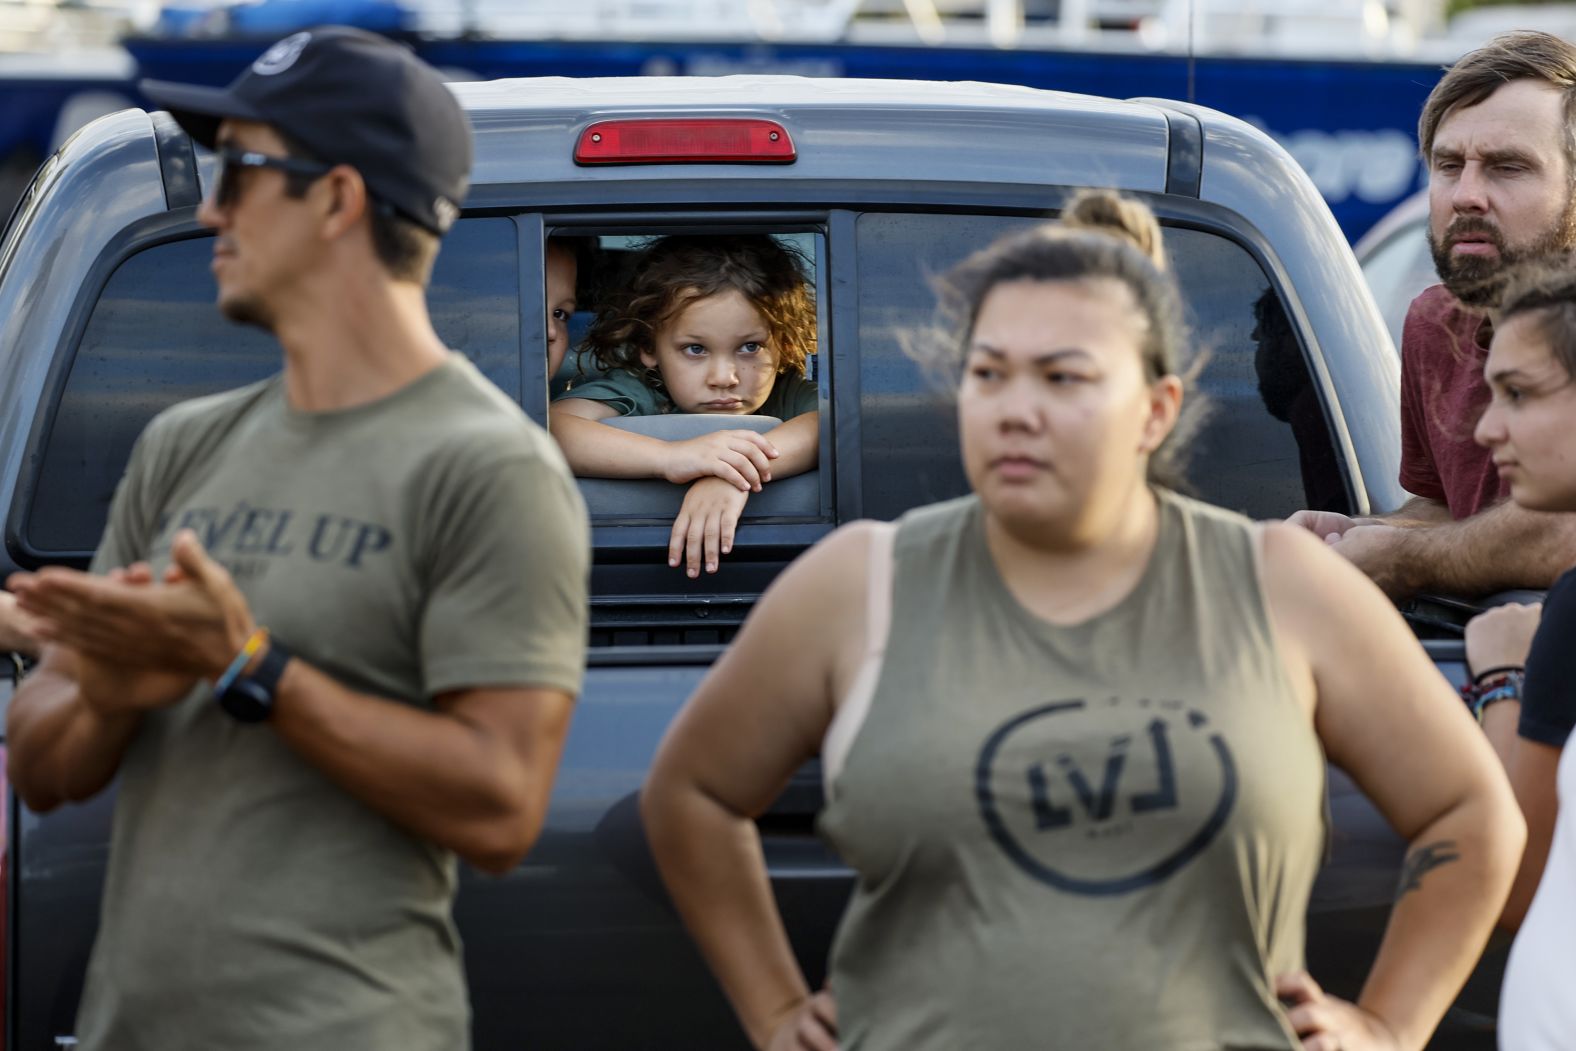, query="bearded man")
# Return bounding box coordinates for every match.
[1290,30,1576,600]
